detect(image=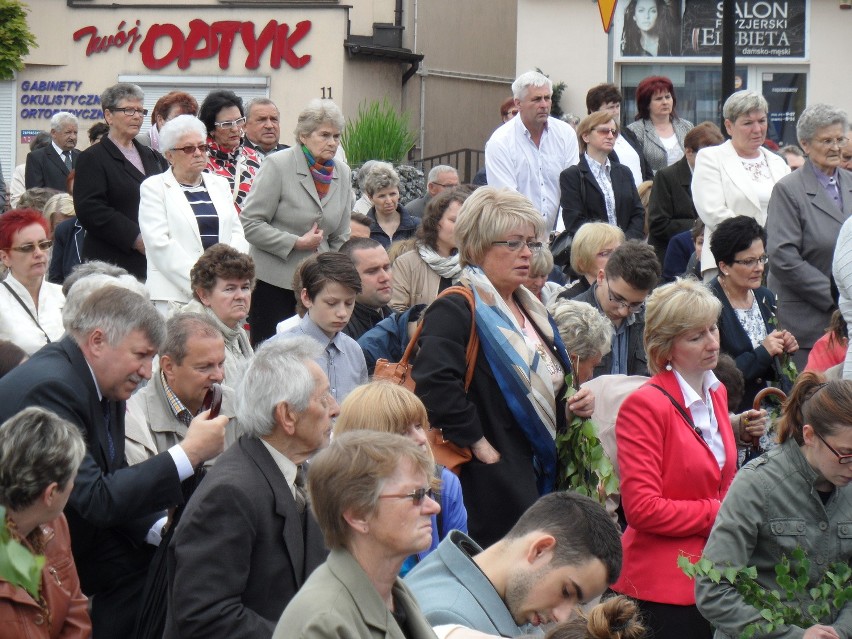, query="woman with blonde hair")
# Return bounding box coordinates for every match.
[612,278,736,639]
[559,222,625,299]
[334,381,467,573]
